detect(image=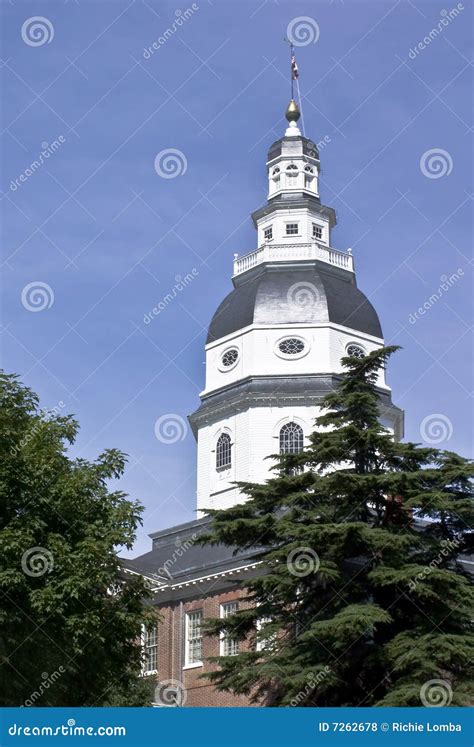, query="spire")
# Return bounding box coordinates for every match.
[285,99,301,137]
